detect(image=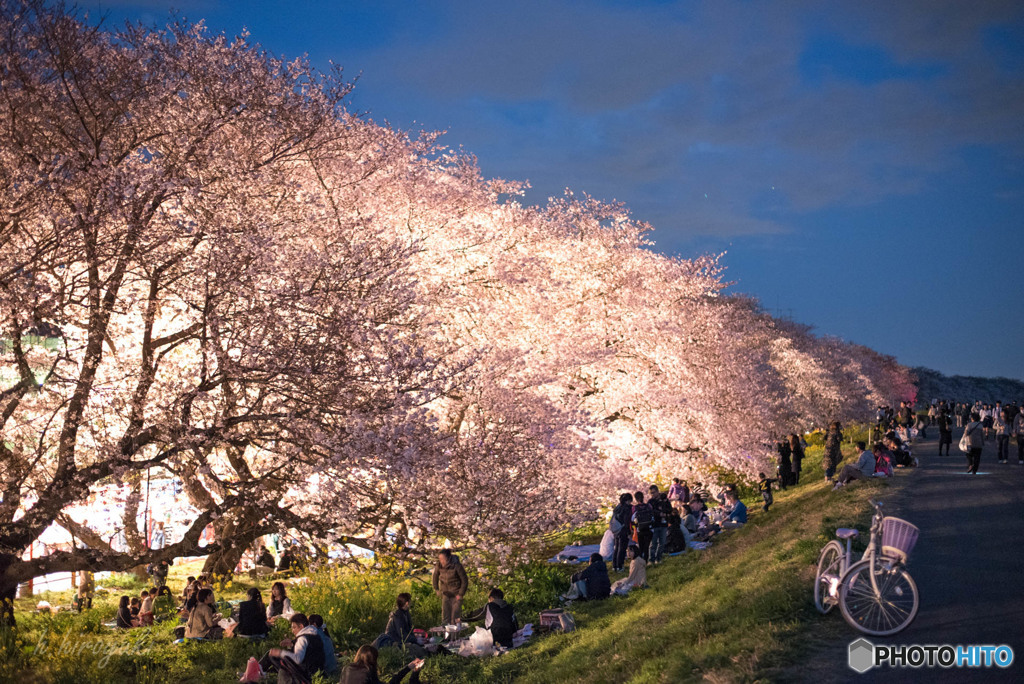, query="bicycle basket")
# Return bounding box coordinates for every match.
[881,517,919,562]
